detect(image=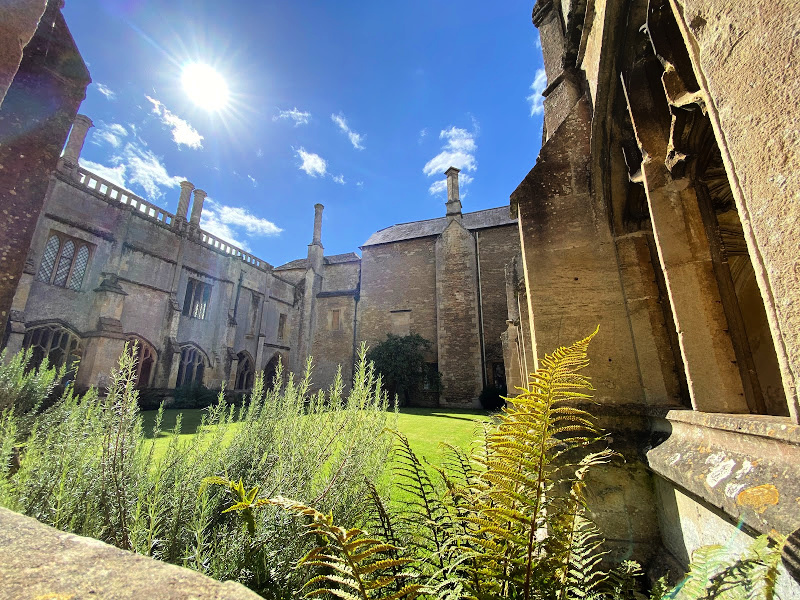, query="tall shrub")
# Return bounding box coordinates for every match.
[0,343,394,597]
